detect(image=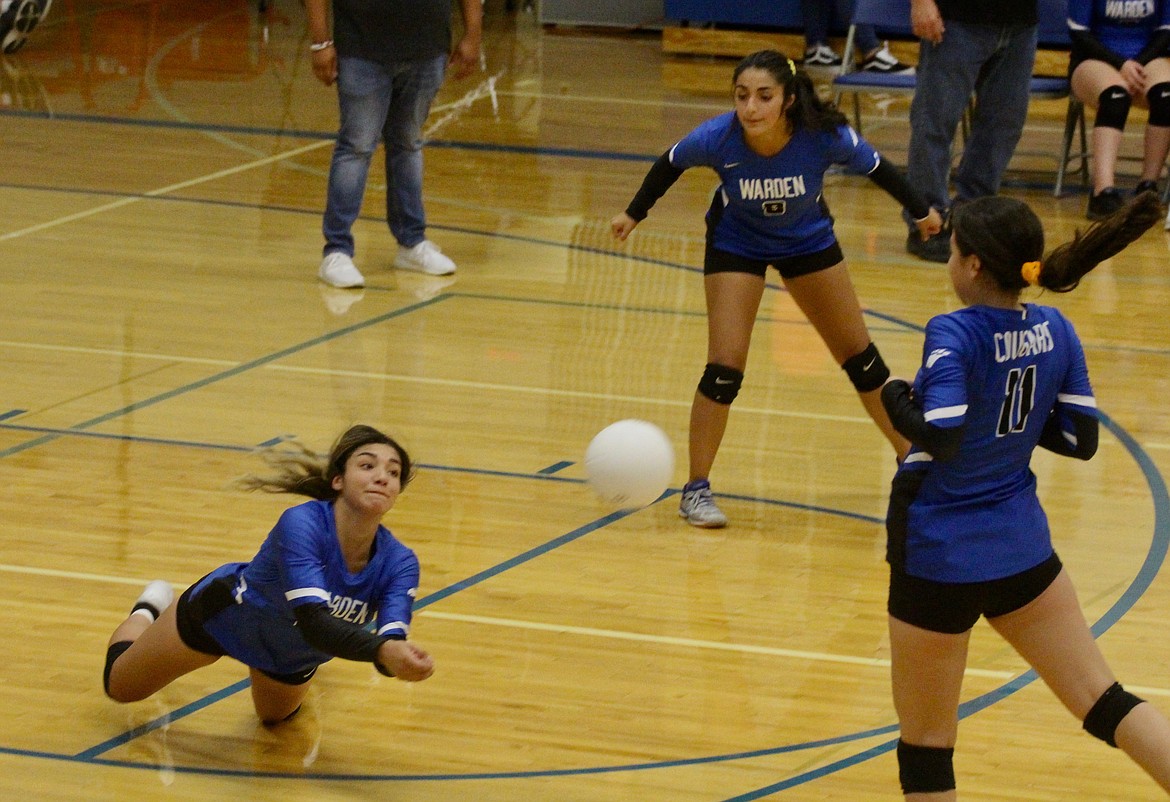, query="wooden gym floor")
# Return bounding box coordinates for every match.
[2,1,1169,799]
